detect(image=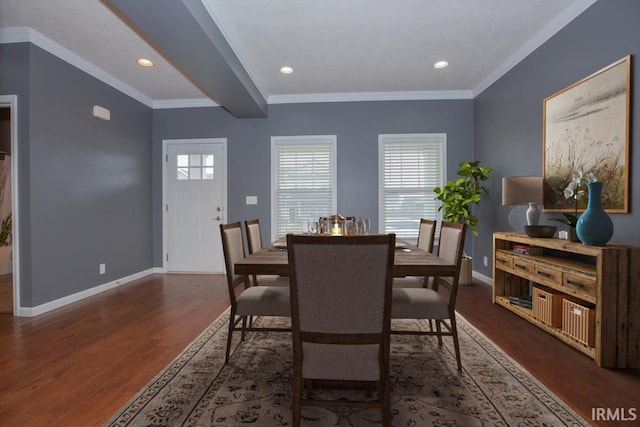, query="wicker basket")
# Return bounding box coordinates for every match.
[562,299,595,347]
[532,287,563,327]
